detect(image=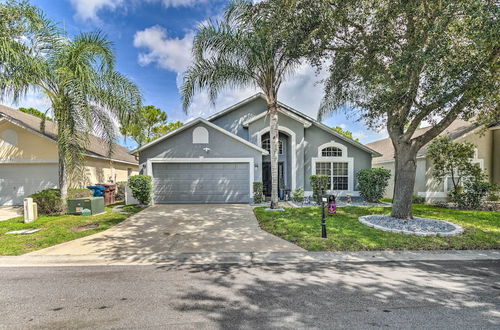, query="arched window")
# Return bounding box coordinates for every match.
[1,129,18,146]
[321,146,342,157]
[262,138,284,155]
[192,126,209,144]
